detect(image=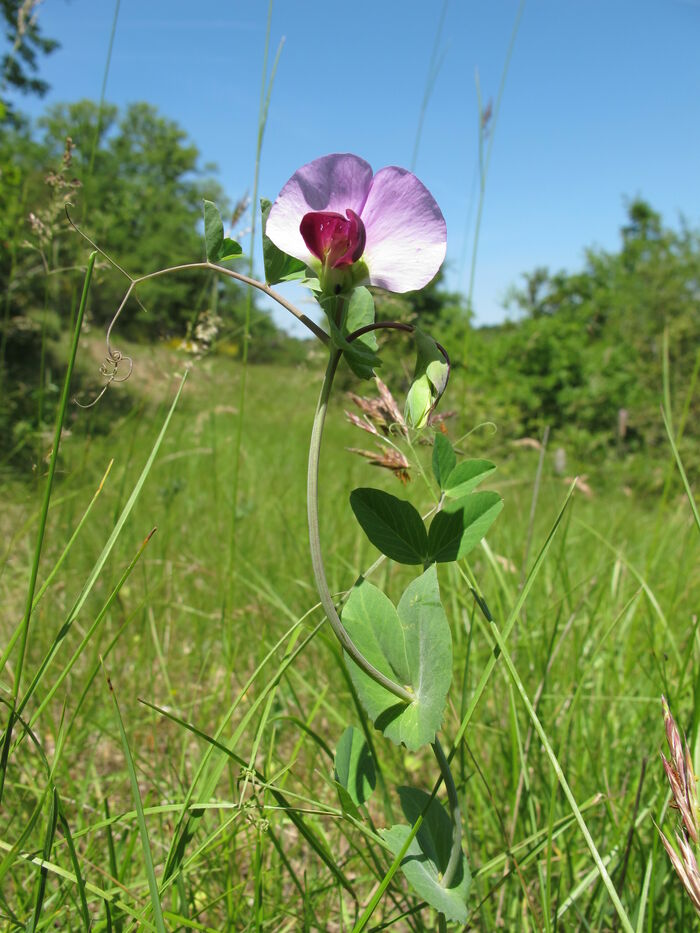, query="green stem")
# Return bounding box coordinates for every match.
[432,737,462,888]
[225,0,283,632]
[307,349,412,703]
